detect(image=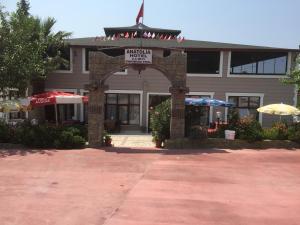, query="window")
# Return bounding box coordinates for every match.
[85,47,125,71]
[163,49,171,57]
[187,51,220,74]
[105,93,140,125]
[228,96,261,120]
[230,52,288,75]
[53,46,71,71]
